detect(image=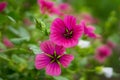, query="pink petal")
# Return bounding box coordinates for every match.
[59,3,69,10]
[73,25,83,39]
[35,53,51,69]
[64,15,76,30]
[46,62,61,76]
[63,39,78,48]
[55,45,65,55]
[87,25,95,32]
[0,2,7,12]
[59,54,74,68]
[3,37,14,48]
[51,18,65,33]
[40,40,55,55]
